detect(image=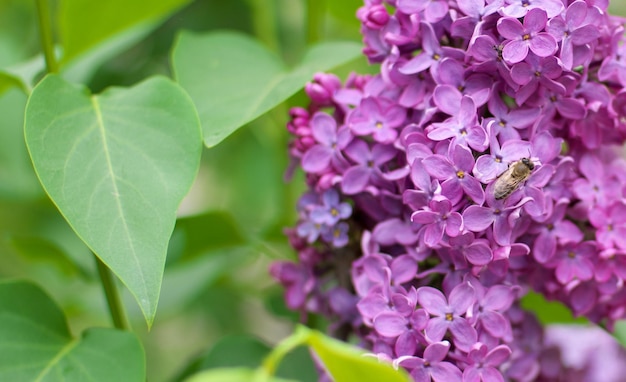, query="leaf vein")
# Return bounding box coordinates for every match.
[90,96,149,310]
